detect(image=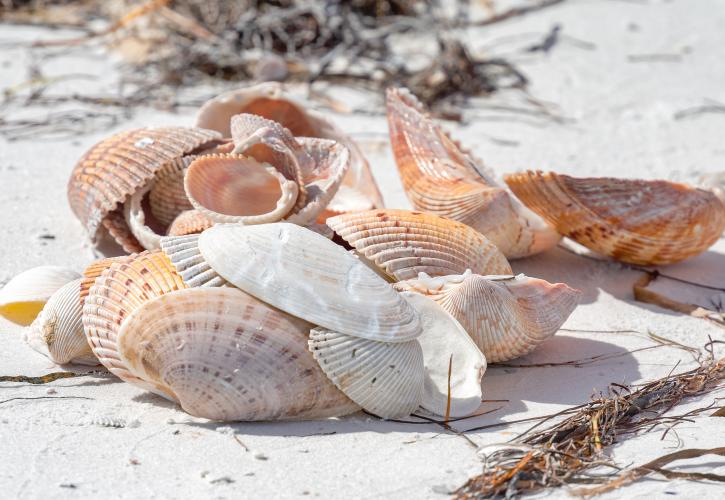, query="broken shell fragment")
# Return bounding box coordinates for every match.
[0,266,81,325]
